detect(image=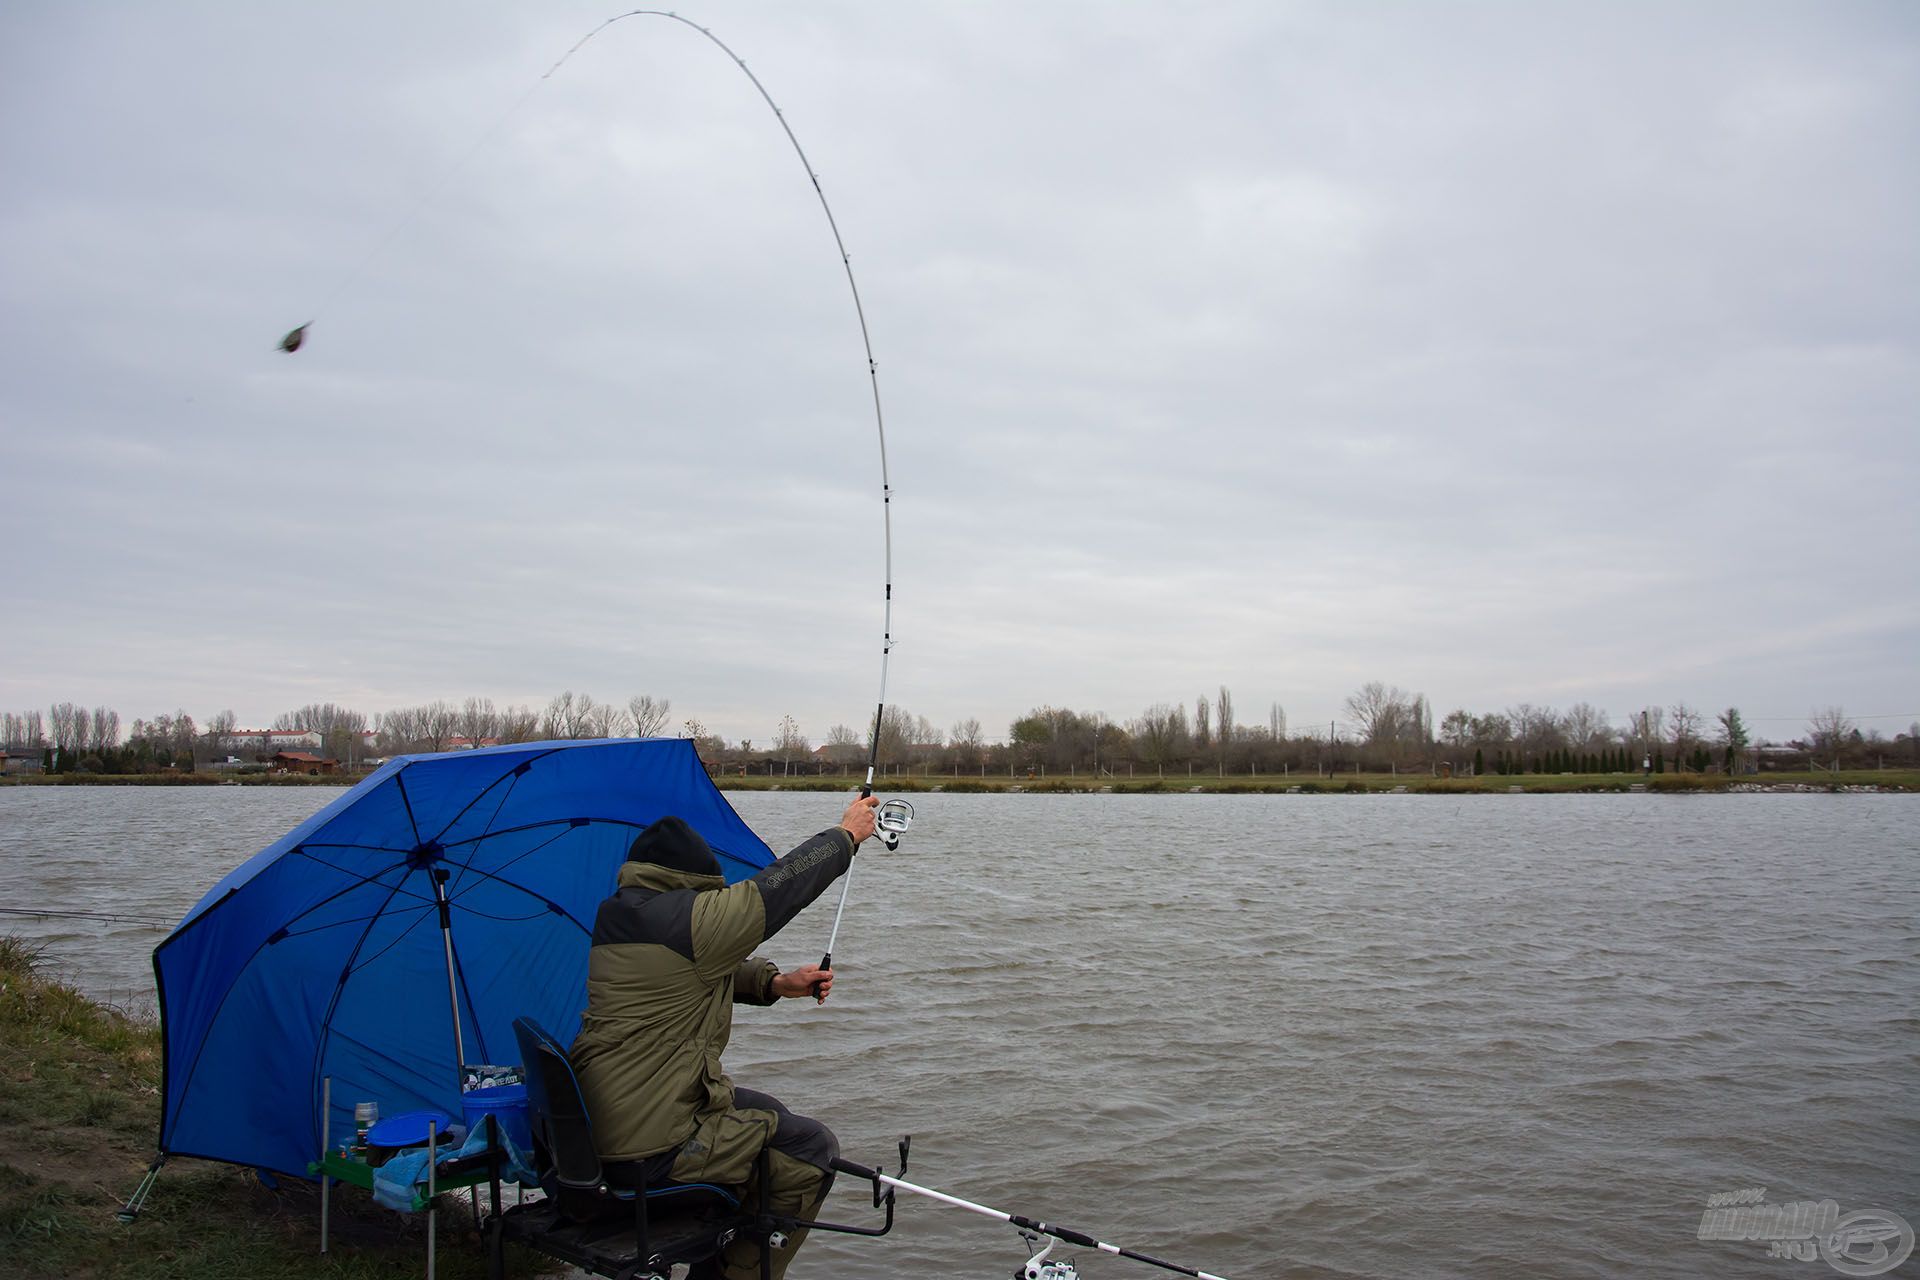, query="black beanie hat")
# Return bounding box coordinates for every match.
[626,815,722,877]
